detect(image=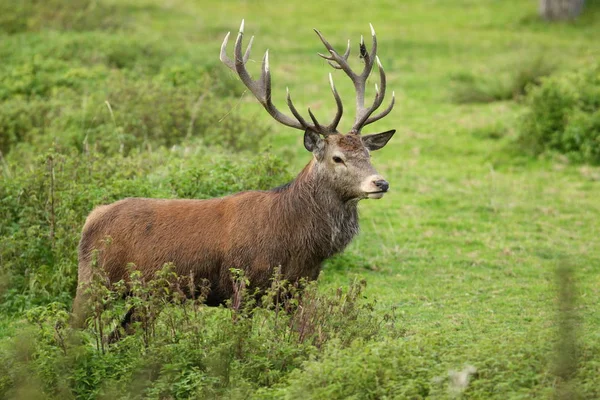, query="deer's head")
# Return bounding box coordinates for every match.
[221,21,396,201]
